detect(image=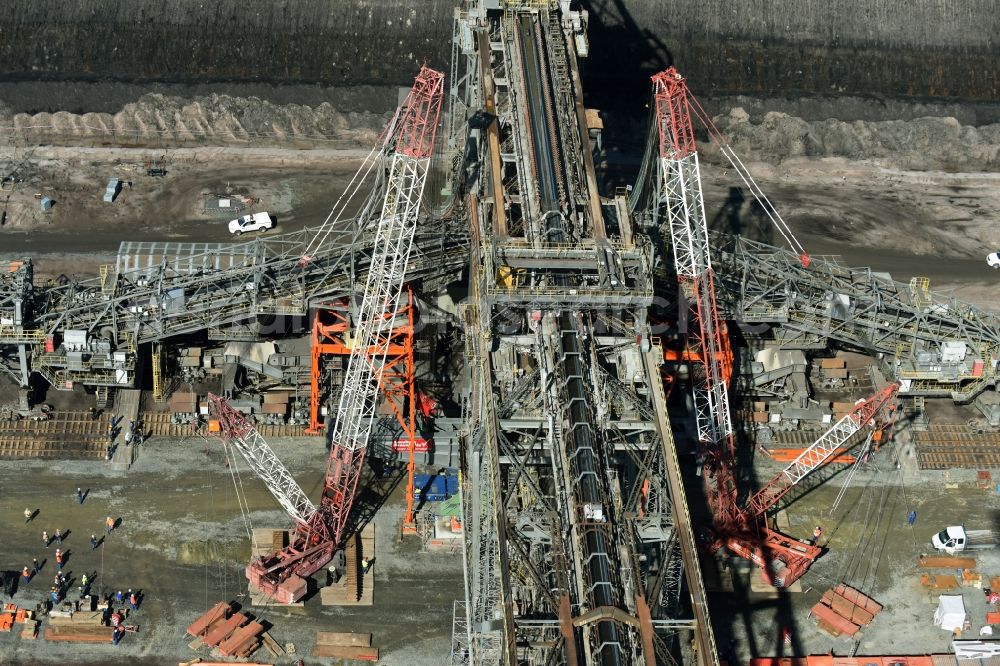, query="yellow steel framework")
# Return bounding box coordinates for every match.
[152,343,165,403]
